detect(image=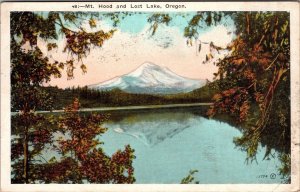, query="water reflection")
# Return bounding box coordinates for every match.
[105,110,197,146]
[99,107,284,184]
